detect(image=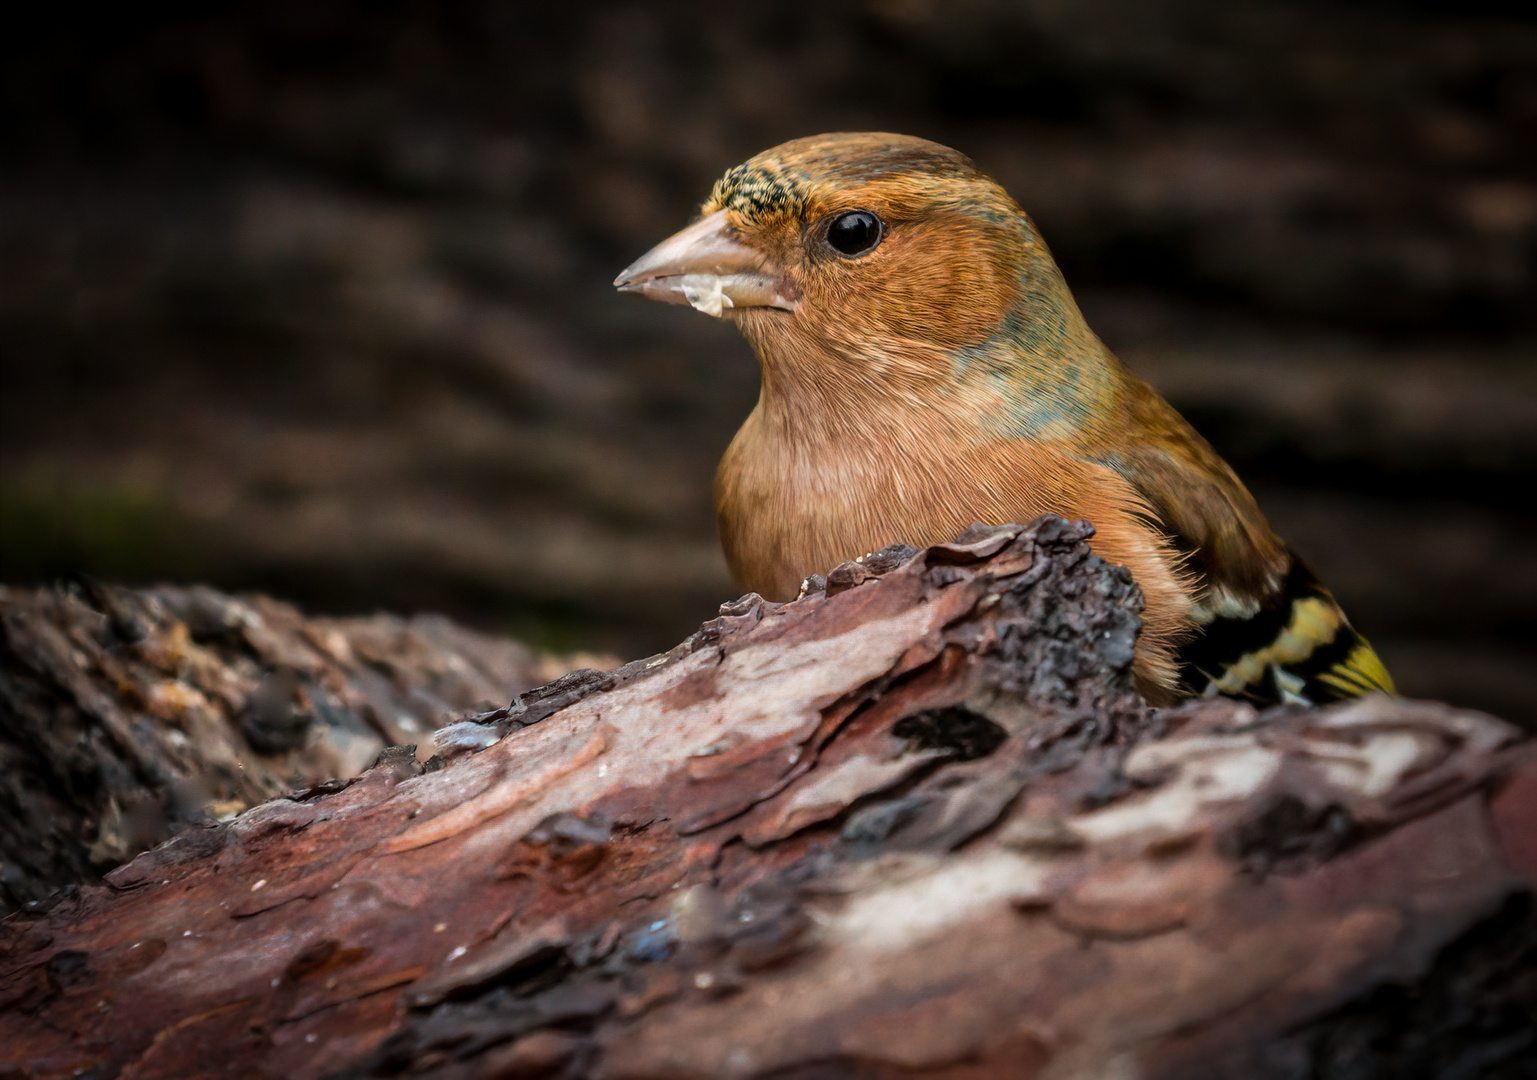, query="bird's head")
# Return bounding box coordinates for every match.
[616,133,1092,405]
